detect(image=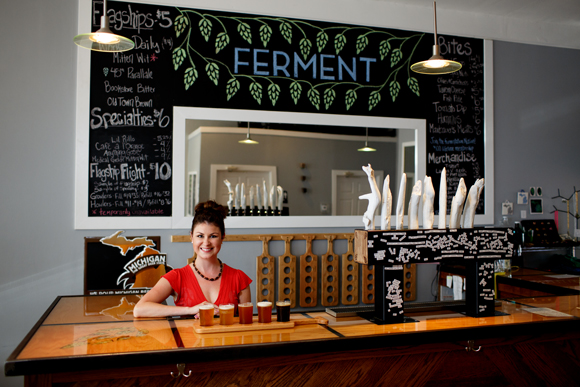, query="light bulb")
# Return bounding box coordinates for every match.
[424,59,449,69]
[90,32,120,44]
